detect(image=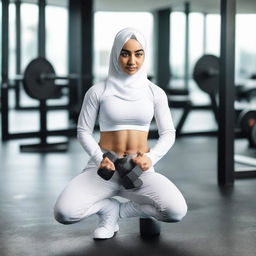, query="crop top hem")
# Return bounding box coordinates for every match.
[100,124,149,132]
